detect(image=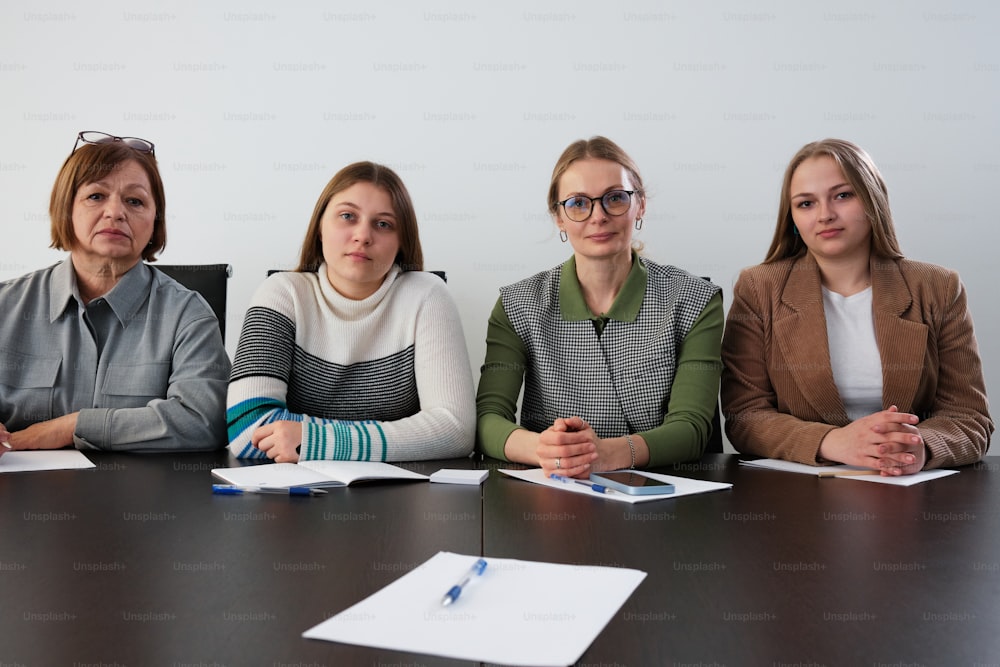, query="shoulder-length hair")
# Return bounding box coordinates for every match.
[764,138,902,263]
[297,161,423,272]
[49,142,167,261]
